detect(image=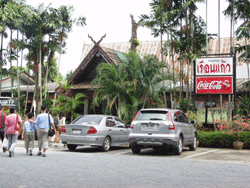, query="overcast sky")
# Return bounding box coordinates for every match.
[24,0,235,76]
